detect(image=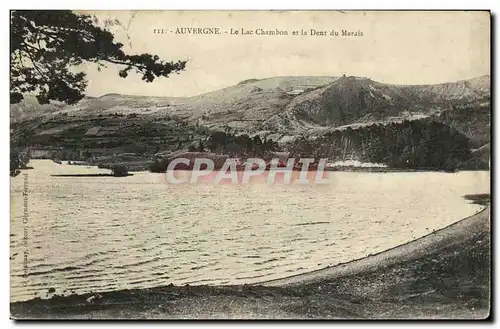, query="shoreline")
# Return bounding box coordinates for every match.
[30,158,489,173]
[11,206,490,319]
[50,174,134,177]
[259,205,490,287]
